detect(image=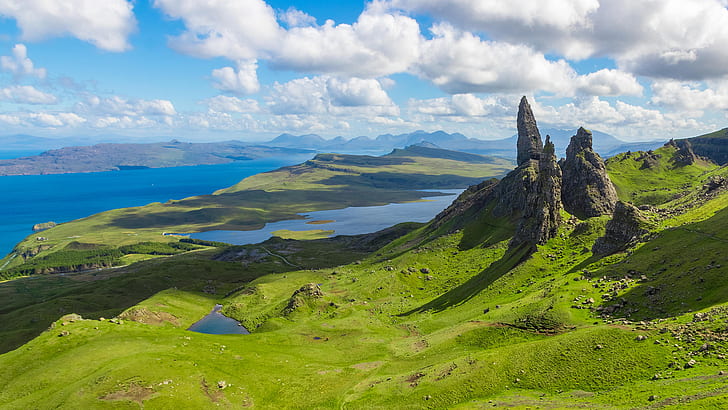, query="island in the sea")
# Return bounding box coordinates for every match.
[0,140,313,175]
